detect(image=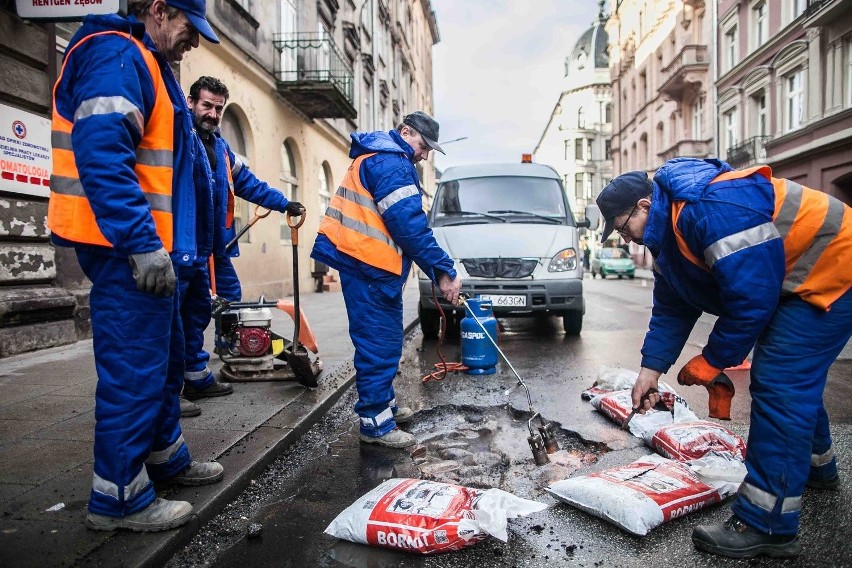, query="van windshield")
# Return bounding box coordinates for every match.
[432,176,571,226]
